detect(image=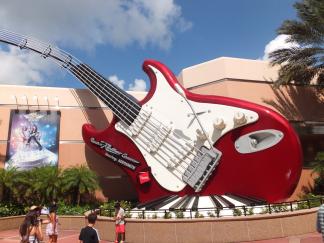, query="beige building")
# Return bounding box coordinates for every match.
[0,57,323,201]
